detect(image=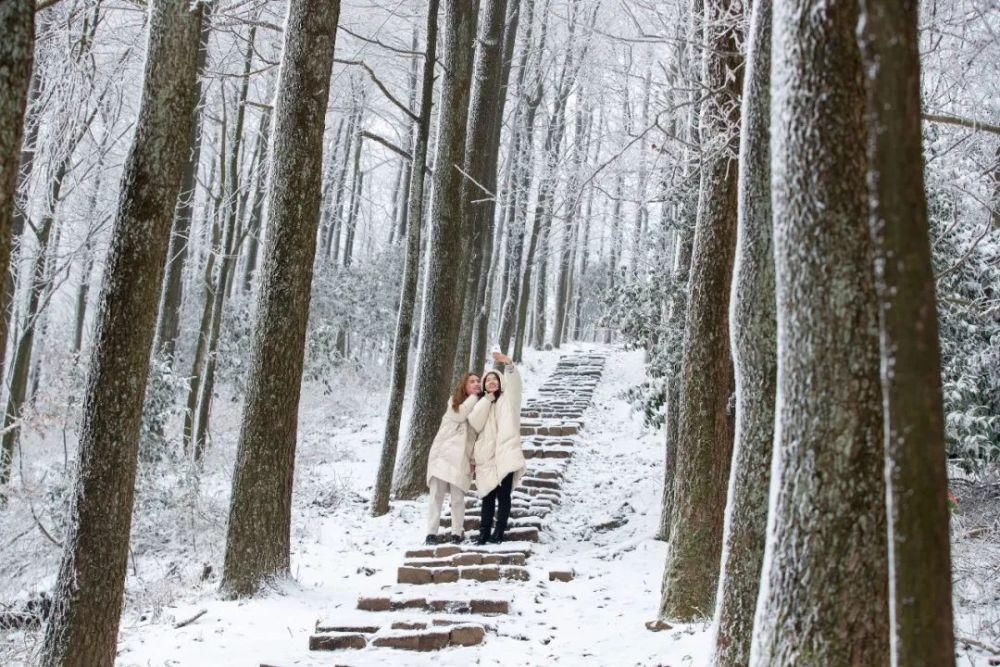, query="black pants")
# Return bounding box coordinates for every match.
[480,472,514,541]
